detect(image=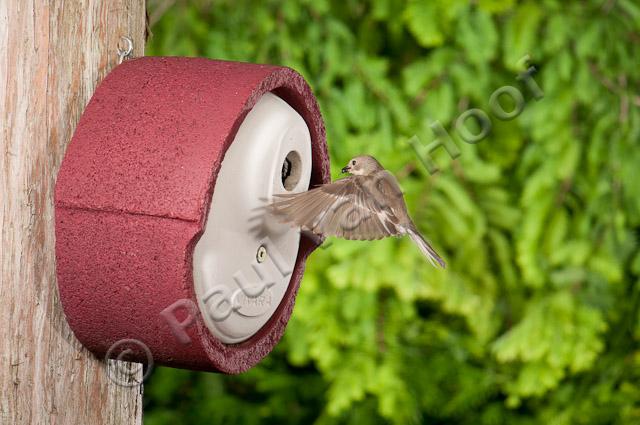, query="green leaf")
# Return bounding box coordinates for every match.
[404,1,445,47]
